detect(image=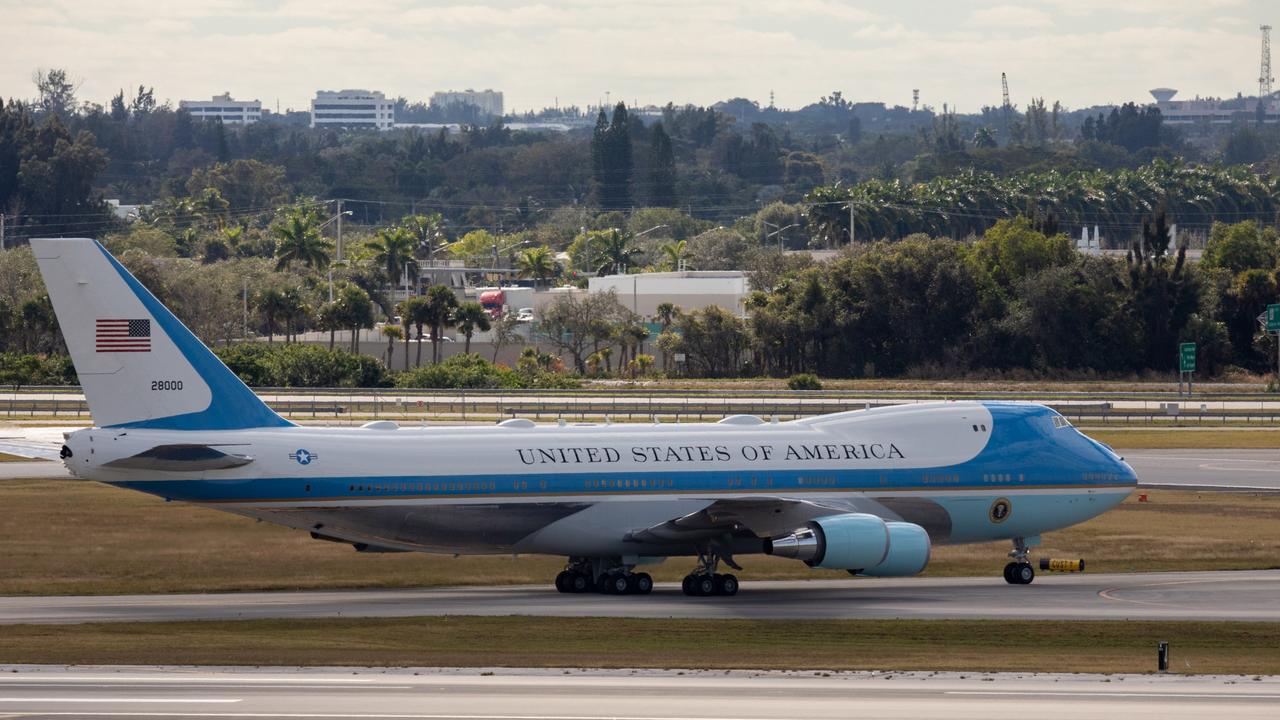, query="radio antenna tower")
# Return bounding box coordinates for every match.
[1261,25,1275,98]
[1001,72,1012,133]
[912,89,919,112]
